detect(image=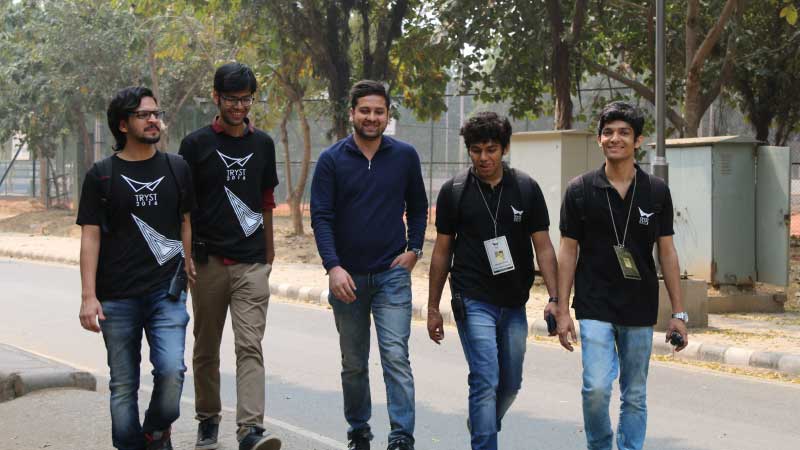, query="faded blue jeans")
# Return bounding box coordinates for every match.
[329,265,415,445]
[455,297,528,450]
[100,286,189,450]
[579,319,653,450]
